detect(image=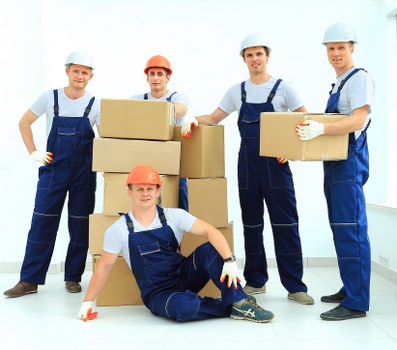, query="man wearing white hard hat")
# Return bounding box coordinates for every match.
[296,22,374,321]
[182,34,314,306]
[4,50,100,298]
